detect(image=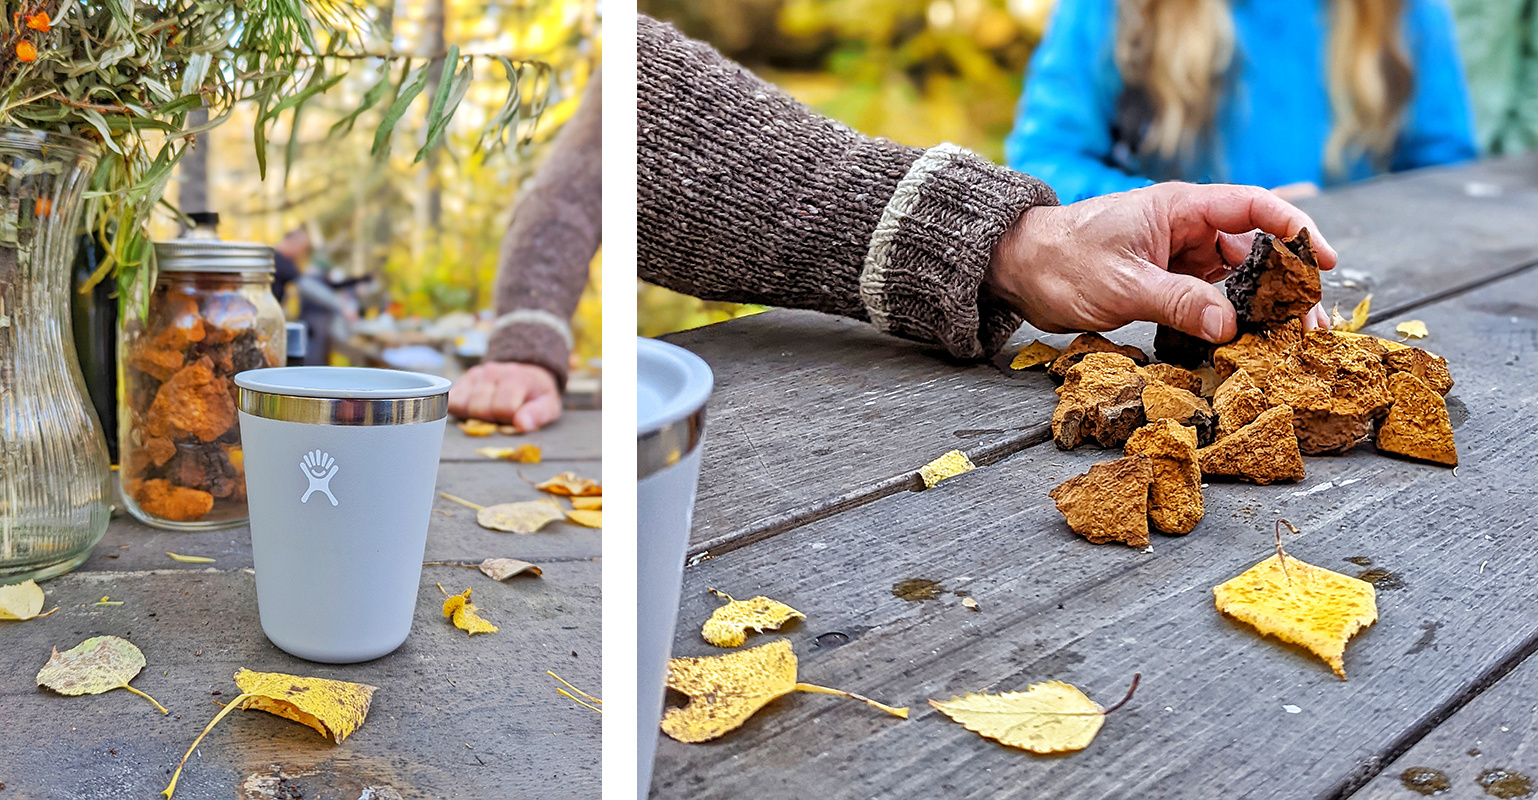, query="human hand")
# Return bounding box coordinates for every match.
[1271,181,1321,202]
[984,182,1337,344]
[448,361,563,432]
